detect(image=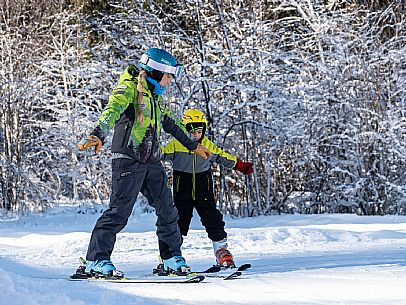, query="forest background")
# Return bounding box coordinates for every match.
[1,0,405,217]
